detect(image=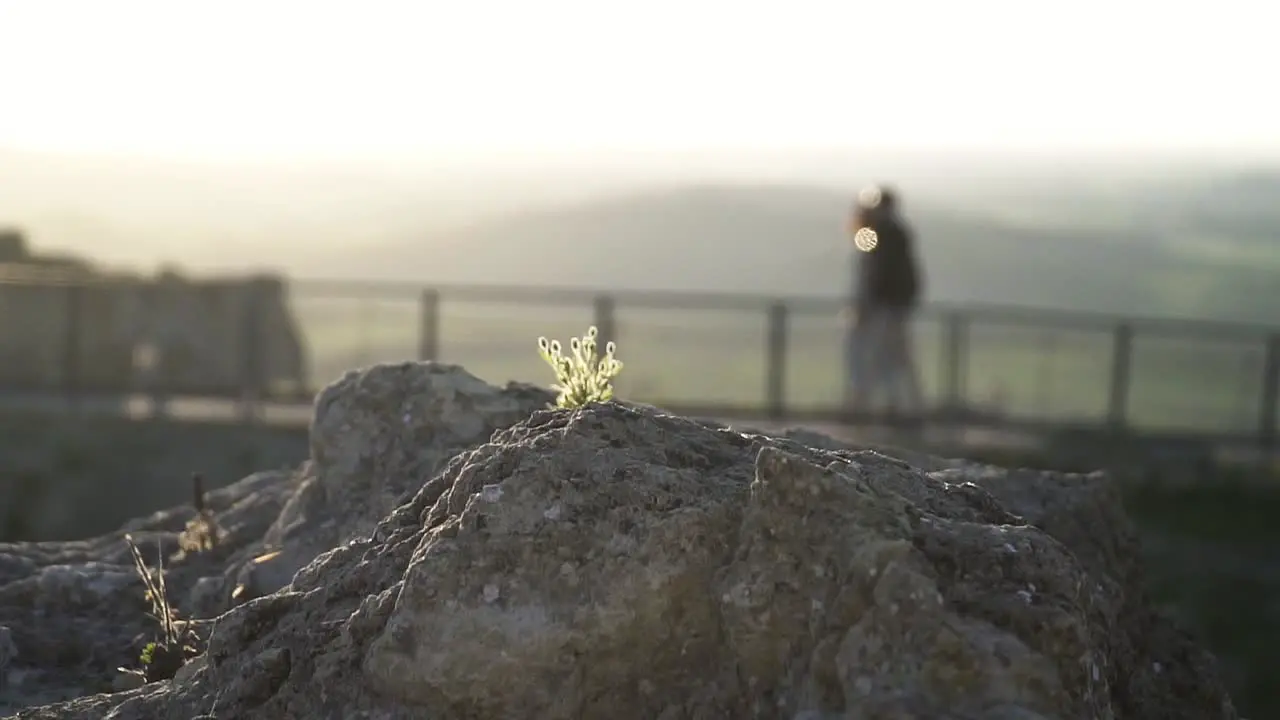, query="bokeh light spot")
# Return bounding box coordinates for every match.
[858,186,883,209]
[854,227,879,252]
